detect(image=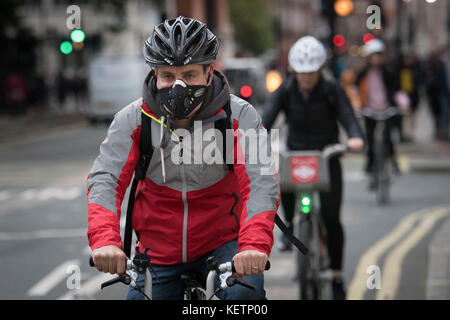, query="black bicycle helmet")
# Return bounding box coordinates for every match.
[144,16,219,67]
